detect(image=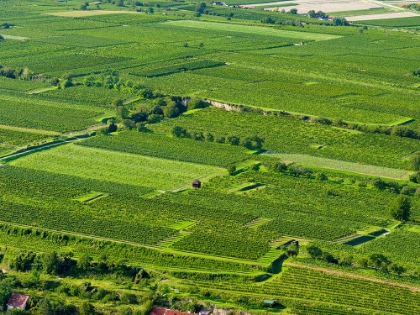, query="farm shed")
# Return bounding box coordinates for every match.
[192,179,202,188]
[7,293,29,310]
